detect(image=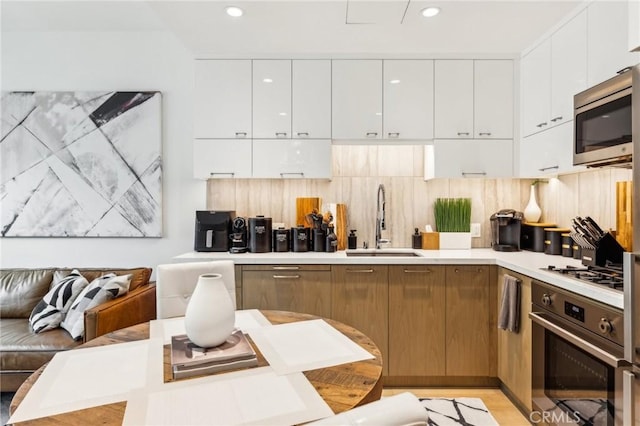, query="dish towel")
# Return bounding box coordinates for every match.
[498,274,521,333]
